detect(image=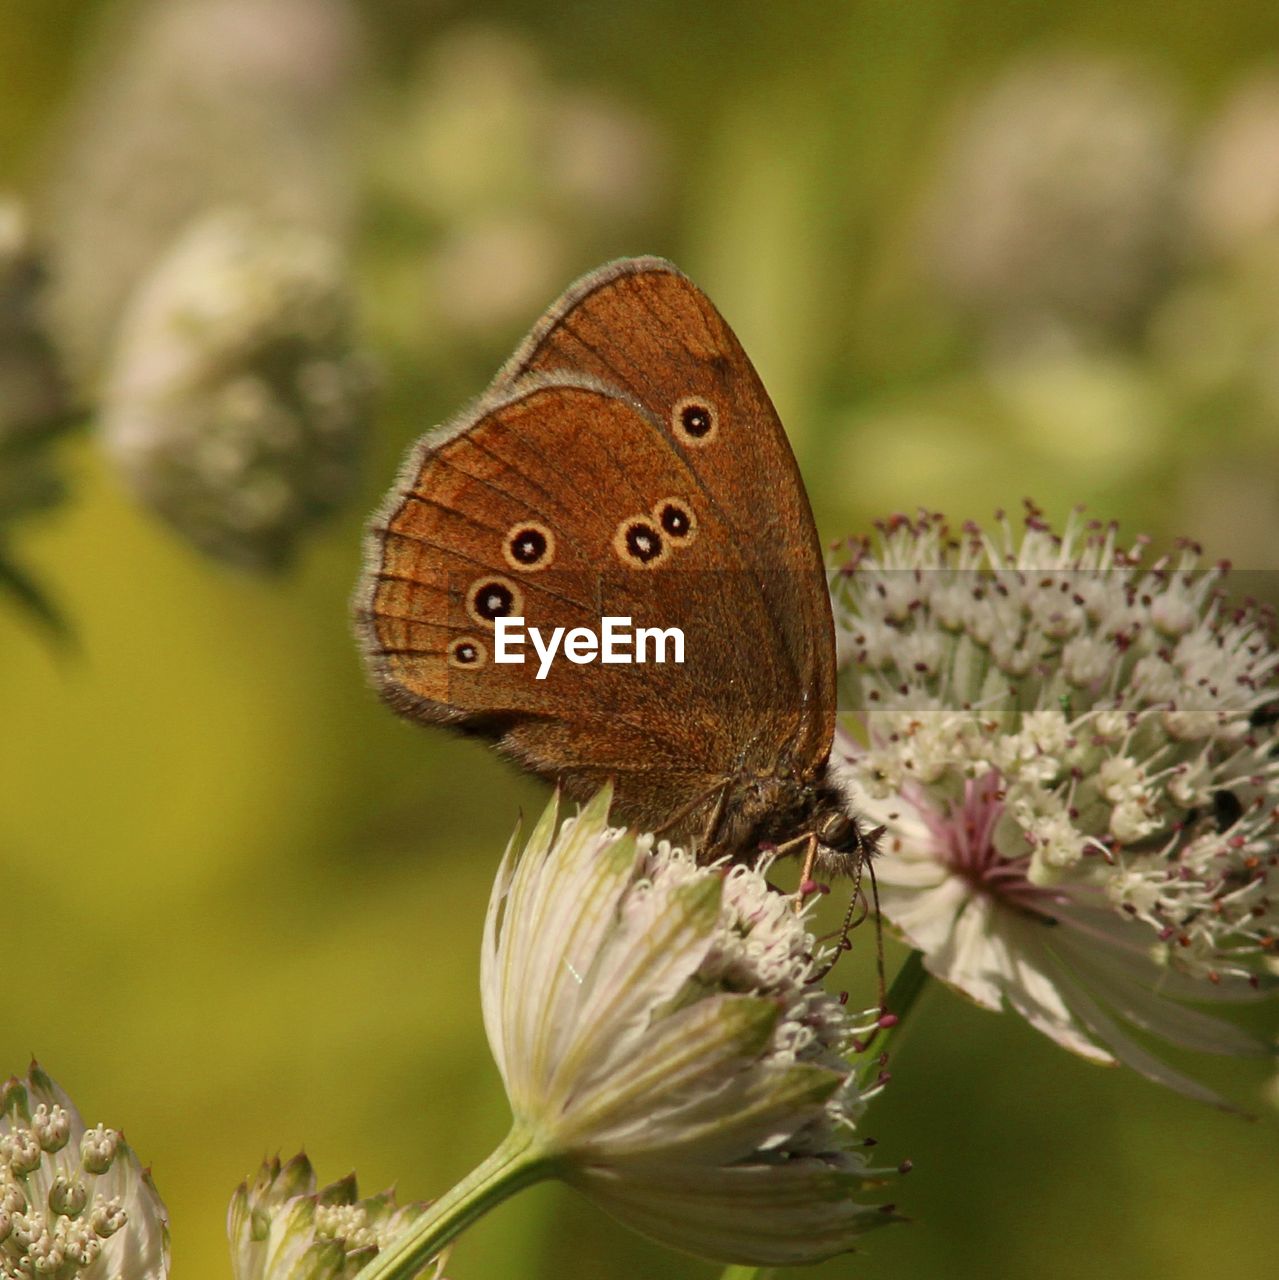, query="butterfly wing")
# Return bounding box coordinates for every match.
[497,257,836,769]
[357,259,836,835]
